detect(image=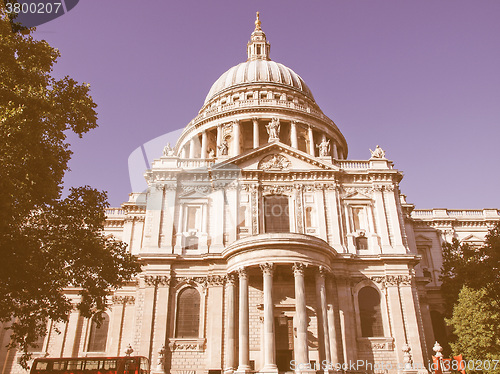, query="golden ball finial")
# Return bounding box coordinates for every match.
[255,11,261,30]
